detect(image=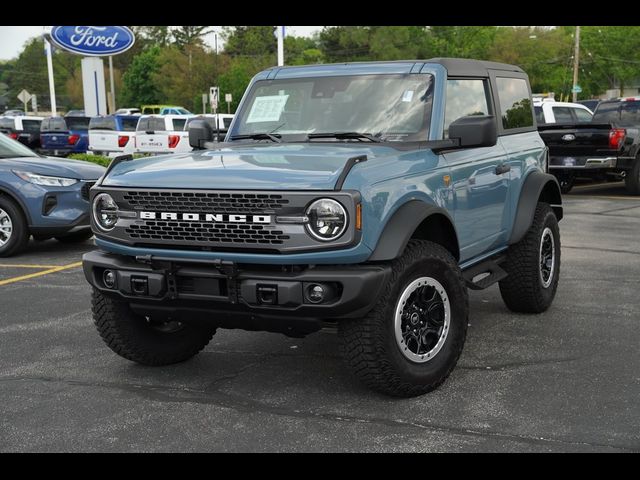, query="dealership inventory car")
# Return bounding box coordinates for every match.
[0,116,44,149]
[84,59,563,397]
[88,114,139,157]
[0,133,105,256]
[134,115,193,154]
[534,100,593,124]
[184,114,234,142]
[40,116,90,157]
